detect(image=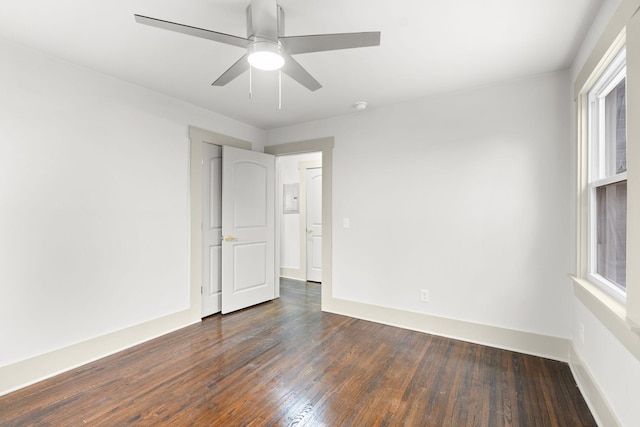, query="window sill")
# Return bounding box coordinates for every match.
[571,275,640,361]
